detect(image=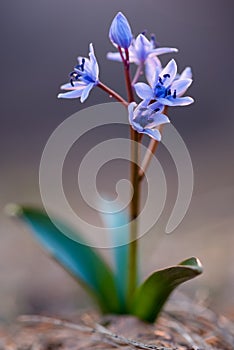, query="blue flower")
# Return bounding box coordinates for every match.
[107,33,177,67]
[134,59,194,106]
[109,12,133,49]
[128,100,170,141]
[58,44,99,103]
